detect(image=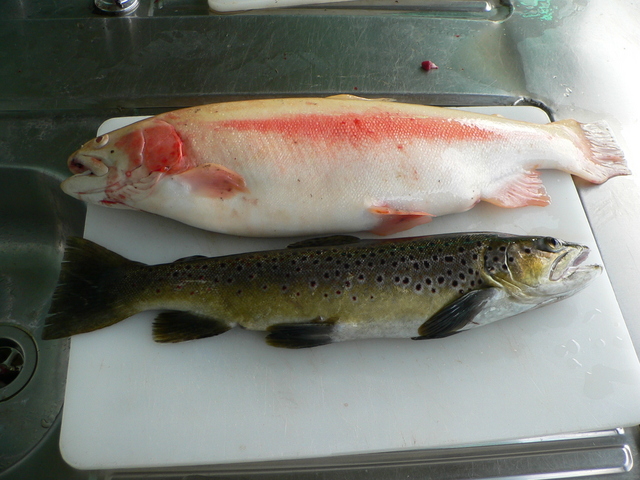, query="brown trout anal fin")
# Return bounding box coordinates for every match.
[369,205,435,236]
[413,288,499,340]
[152,311,232,343]
[483,169,550,208]
[265,322,335,349]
